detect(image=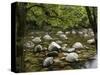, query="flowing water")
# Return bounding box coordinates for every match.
[82,55,97,68]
